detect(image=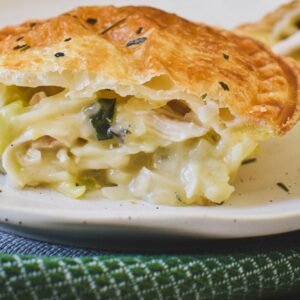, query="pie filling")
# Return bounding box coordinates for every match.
[0,84,262,205]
